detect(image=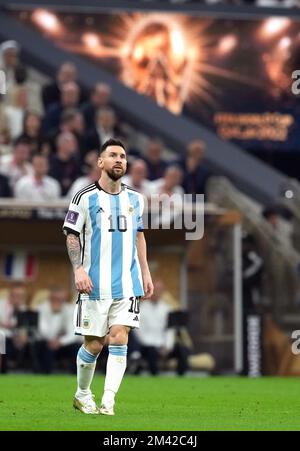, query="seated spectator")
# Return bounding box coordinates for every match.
[14,153,61,200]
[123,158,152,196]
[46,108,87,161]
[49,132,81,196]
[148,166,184,228]
[17,111,45,155]
[81,82,112,130]
[43,81,81,131]
[0,41,42,124]
[33,287,80,374]
[85,107,120,152]
[143,138,168,181]
[0,283,28,373]
[4,89,26,140]
[133,279,189,376]
[149,165,184,197]
[180,139,211,199]
[0,137,32,190]
[0,40,22,105]
[9,64,42,114]
[42,61,88,110]
[66,152,101,199]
